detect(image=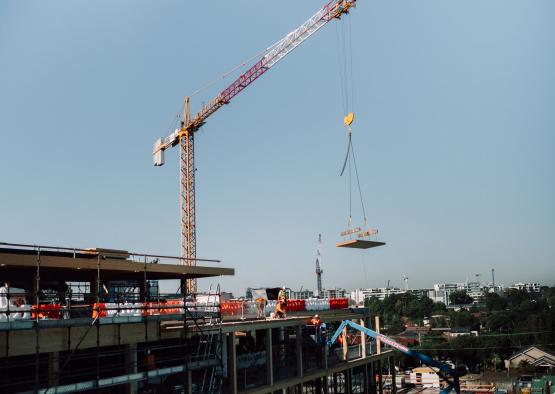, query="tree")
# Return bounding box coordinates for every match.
[485,292,507,311]
[449,310,478,329]
[387,314,405,335]
[432,301,447,314]
[485,311,513,331]
[489,353,501,372]
[449,290,474,305]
